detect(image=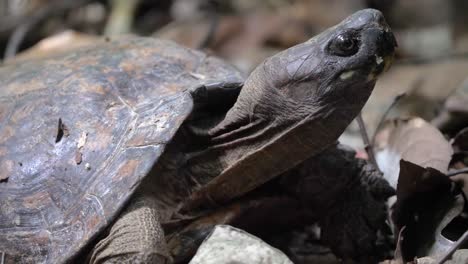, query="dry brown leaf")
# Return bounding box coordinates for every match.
[375,118,461,262]
[392,160,460,262]
[375,117,453,188]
